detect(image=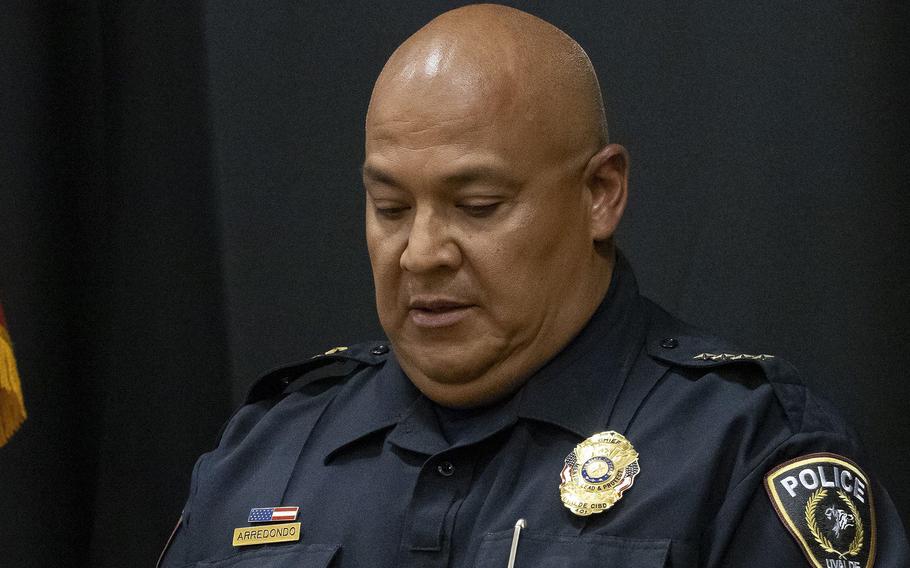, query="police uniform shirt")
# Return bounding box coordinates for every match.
[160,254,910,567]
